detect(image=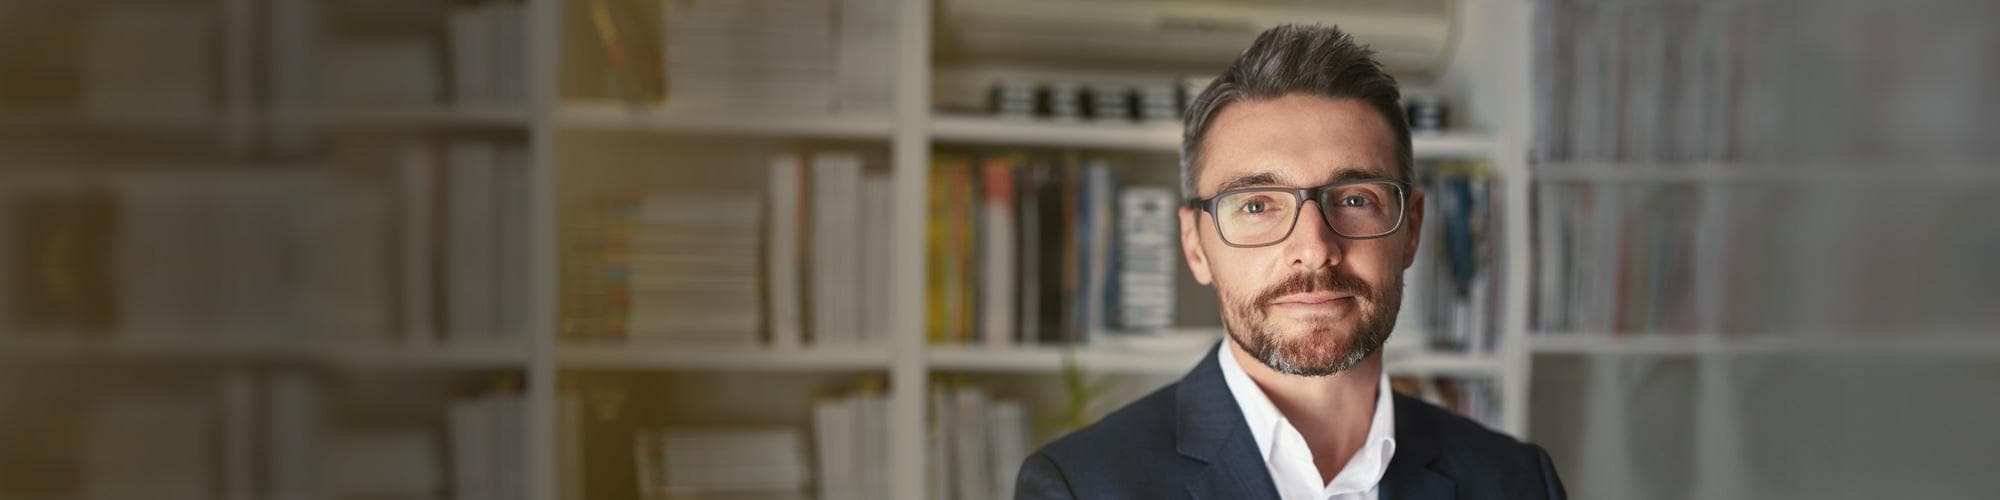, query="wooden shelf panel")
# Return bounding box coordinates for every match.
[557,101,894,140]
[931,114,1497,159]
[1529,332,2000,356]
[924,342,1503,377]
[557,342,894,371]
[0,334,532,368]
